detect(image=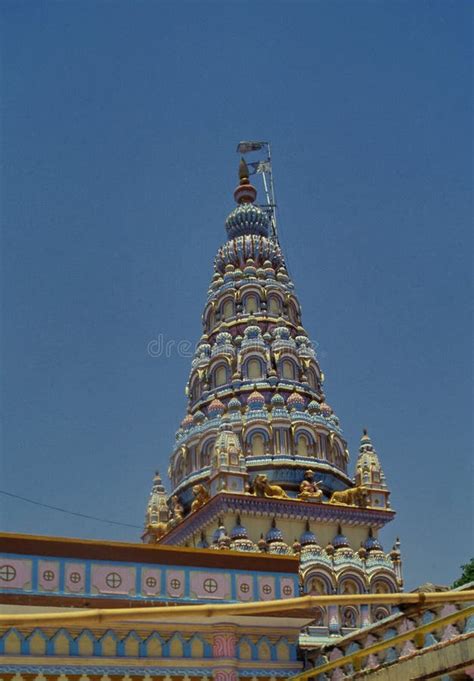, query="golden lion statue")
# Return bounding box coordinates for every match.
[253,474,289,499]
[330,485,369,507]
[146,521,168,543]
[191,483,210,512]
